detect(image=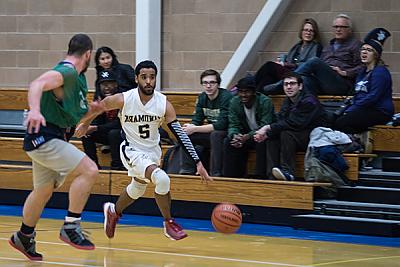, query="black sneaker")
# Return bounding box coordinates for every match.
[59,221,95,250]
[272,167,295,181]
[9,231,43,261]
